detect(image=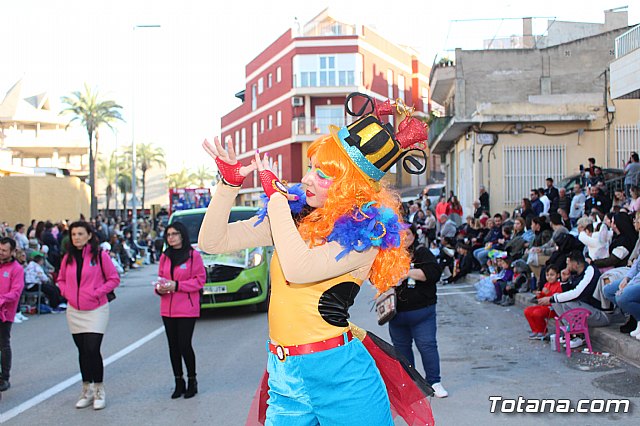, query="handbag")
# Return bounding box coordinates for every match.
[375,287,397,325]
[98,250,116,303]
